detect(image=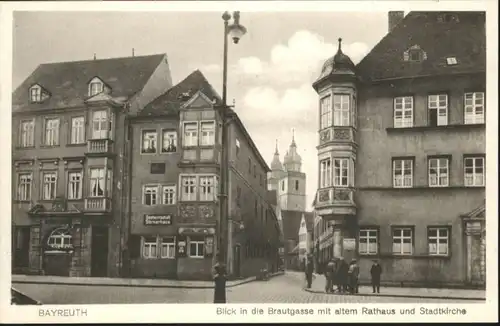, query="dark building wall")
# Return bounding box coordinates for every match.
[355,74,486,286]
